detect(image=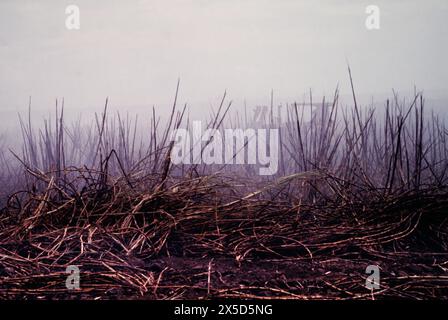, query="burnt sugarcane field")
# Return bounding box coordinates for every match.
[1,82,448,300]
[1,1,448,302]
